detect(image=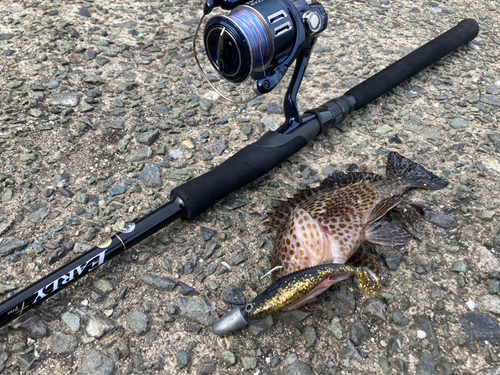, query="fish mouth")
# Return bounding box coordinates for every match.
[212,307,248,336]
